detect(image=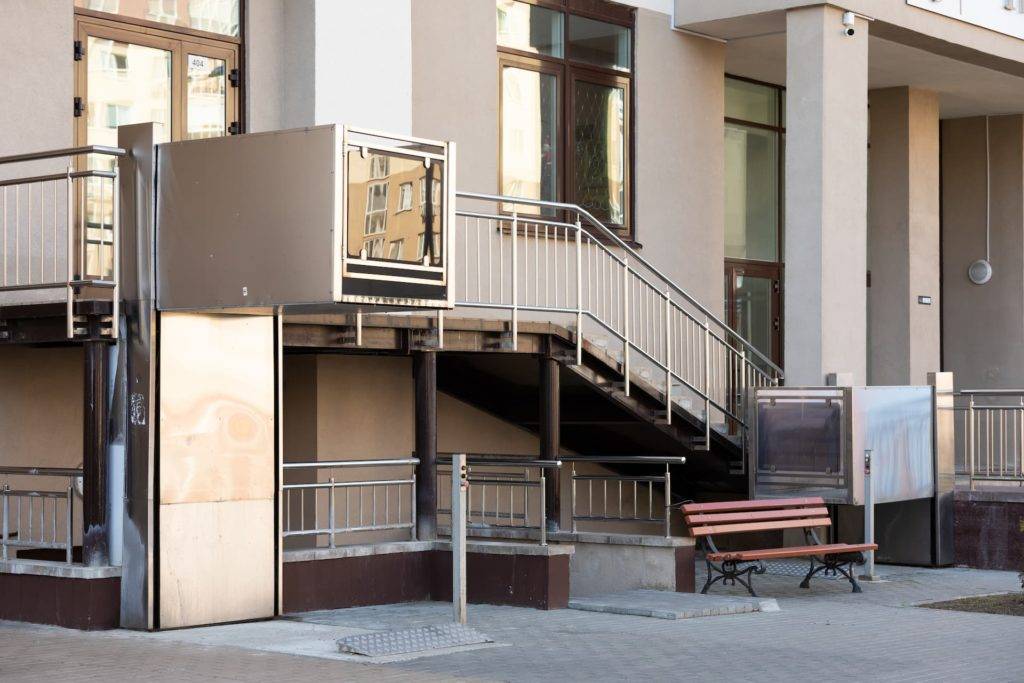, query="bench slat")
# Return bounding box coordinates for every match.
[689,516,831,536]
[707,542,878,562]
[685,507,830,525]
[681,497,825,514]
